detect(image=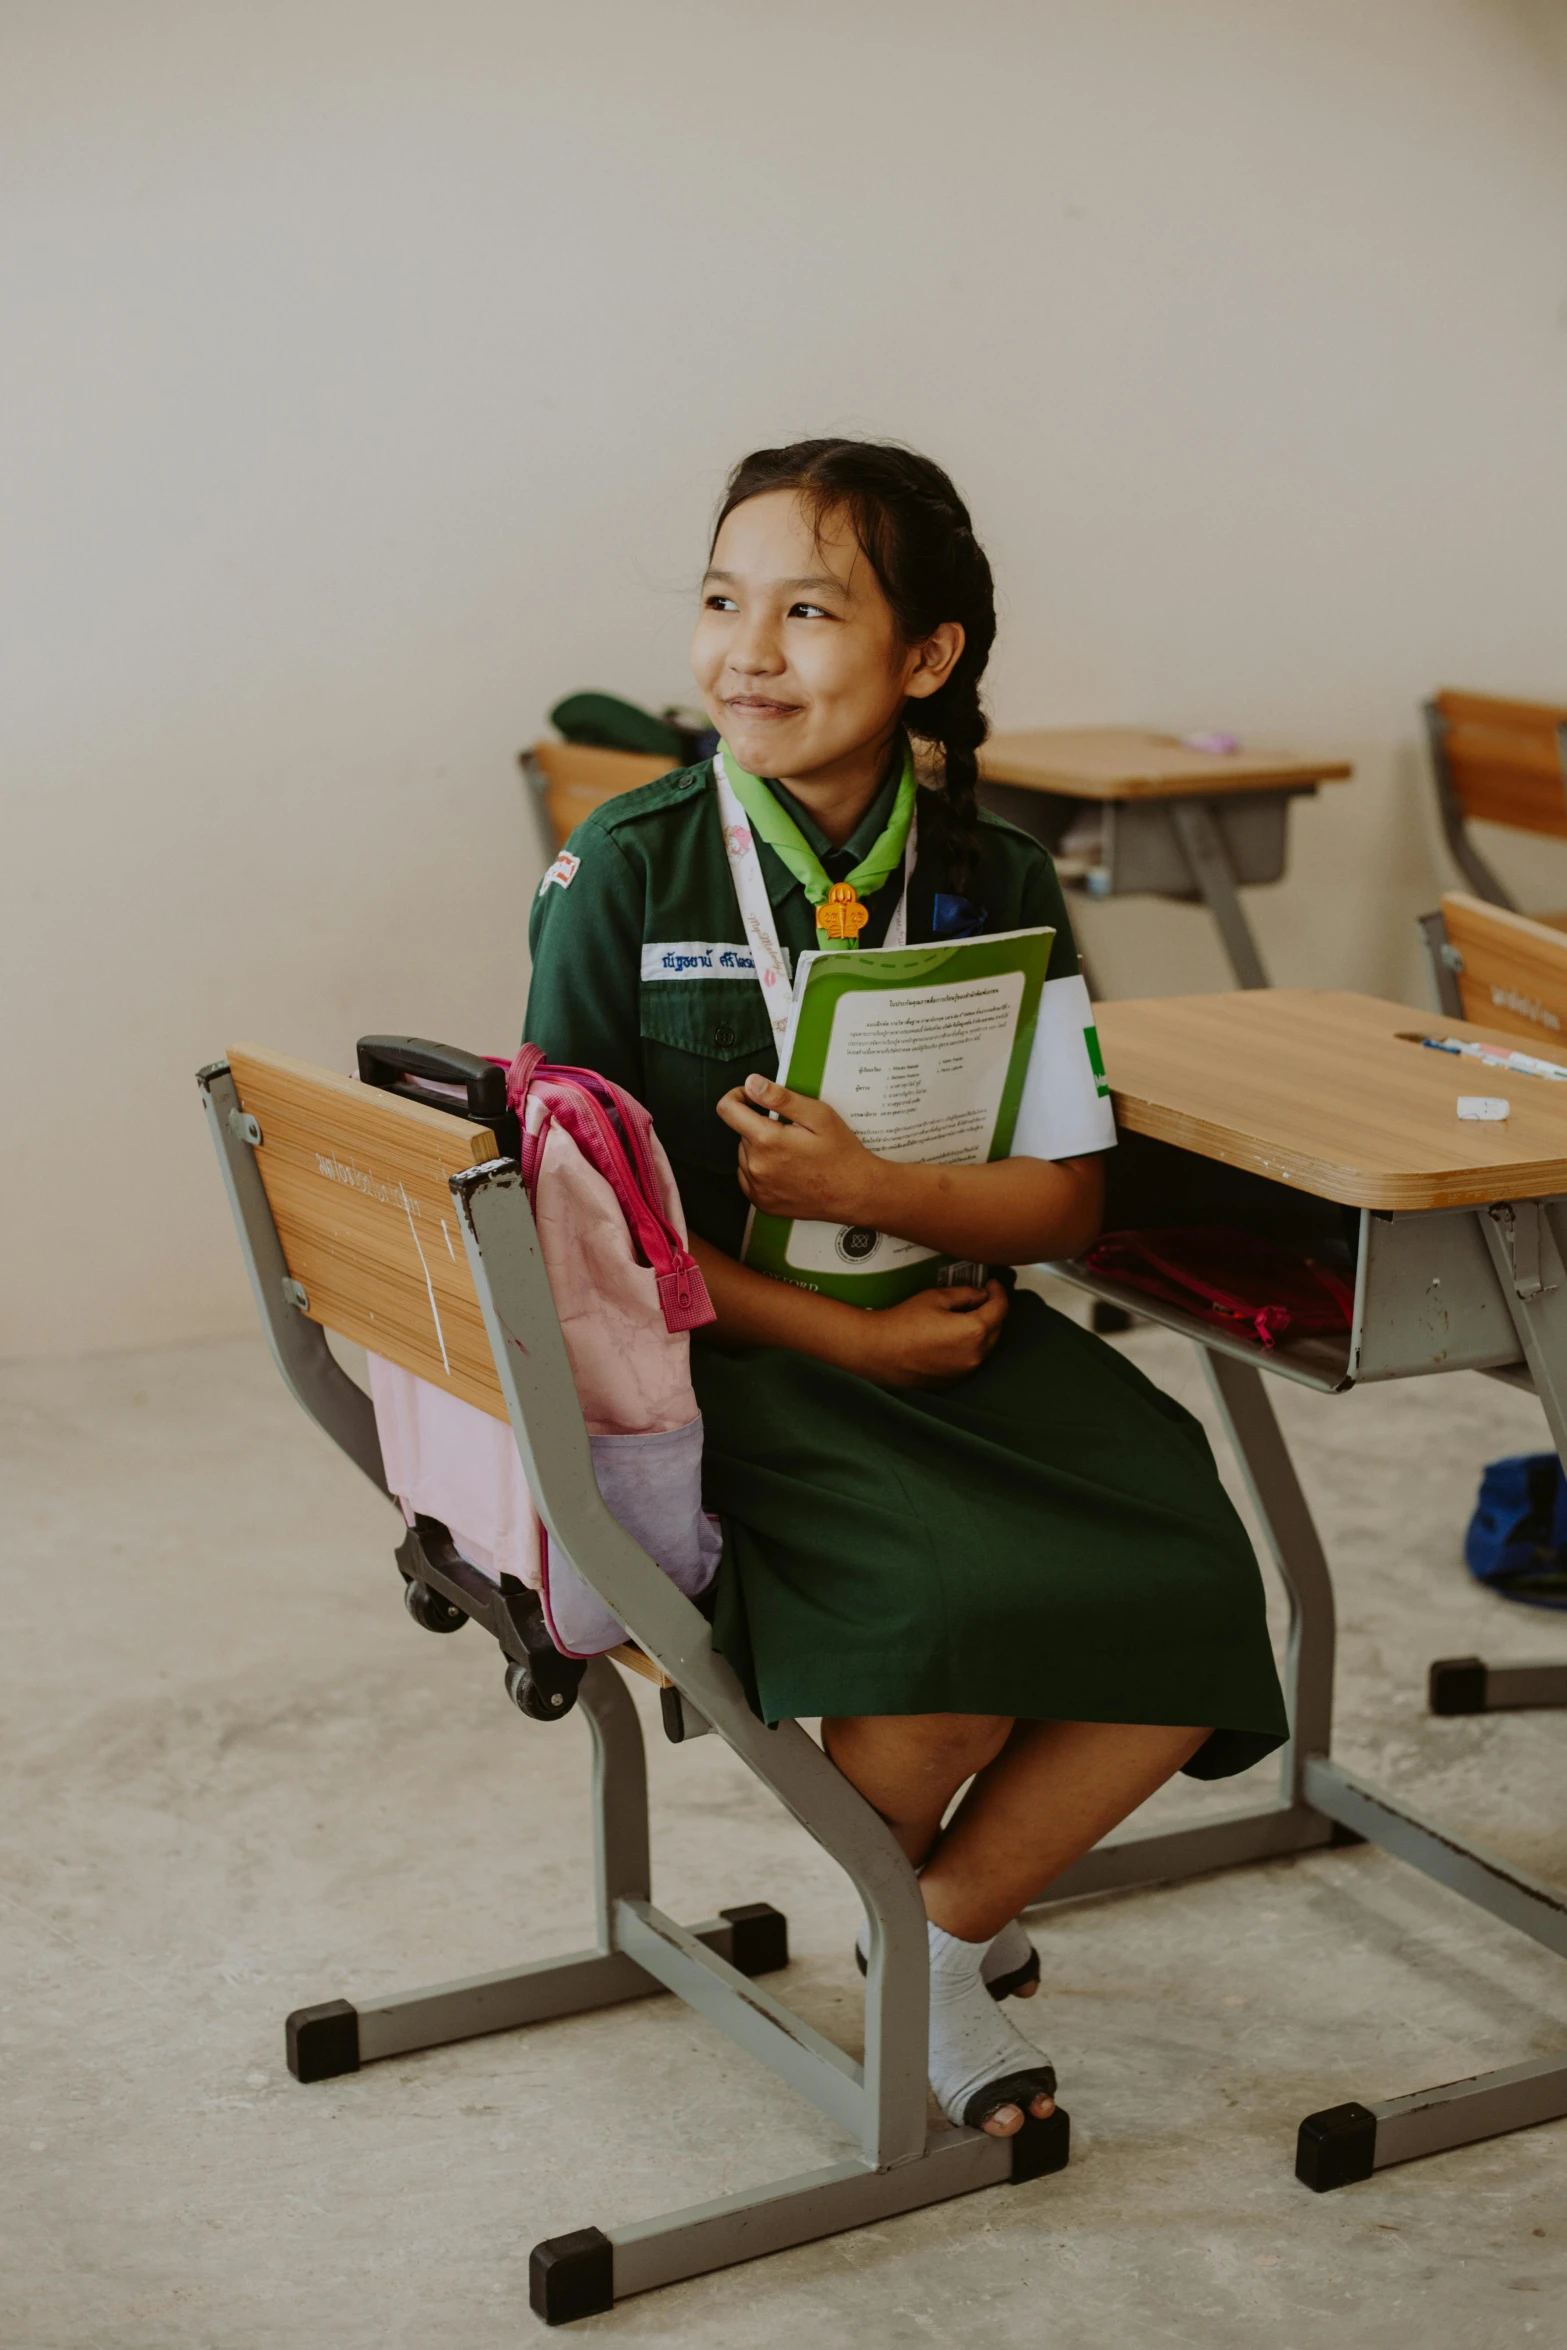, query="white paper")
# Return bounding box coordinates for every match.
[779,972,1023,1279]
[814,971,1026,1165]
